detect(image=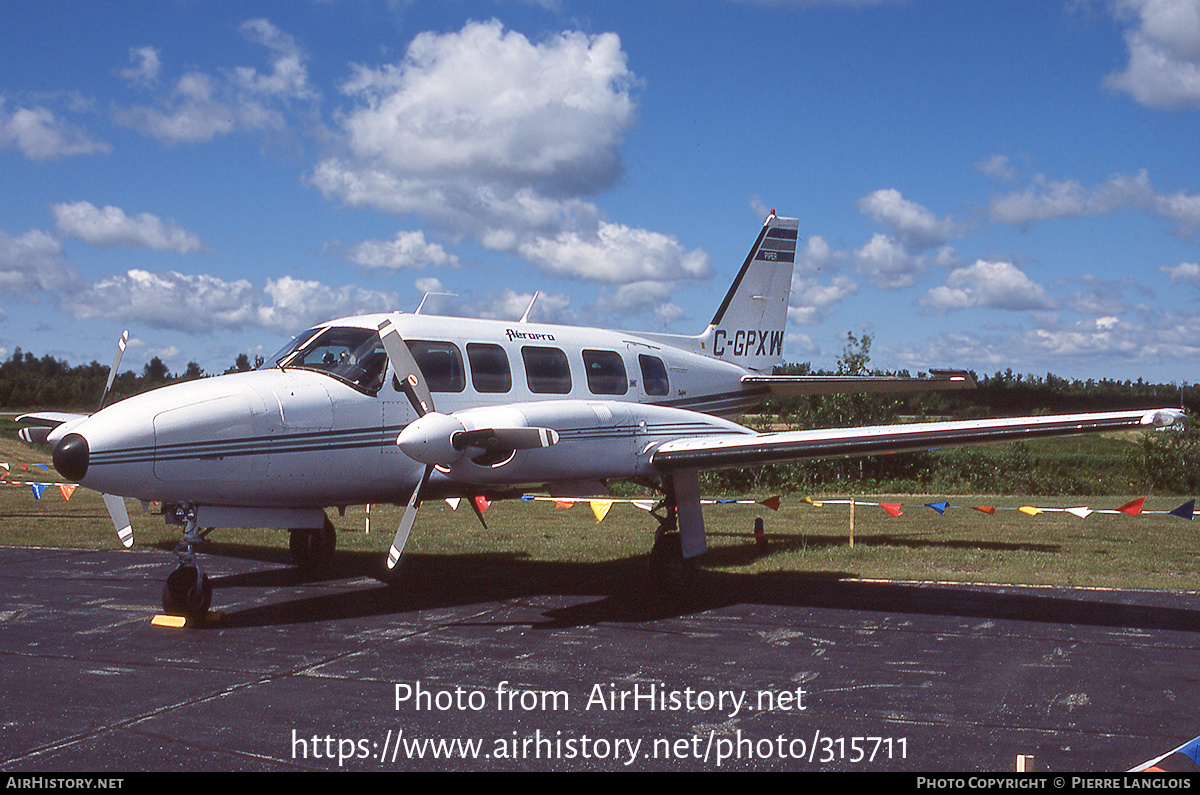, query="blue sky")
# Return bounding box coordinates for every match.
[2,0,1199,385]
